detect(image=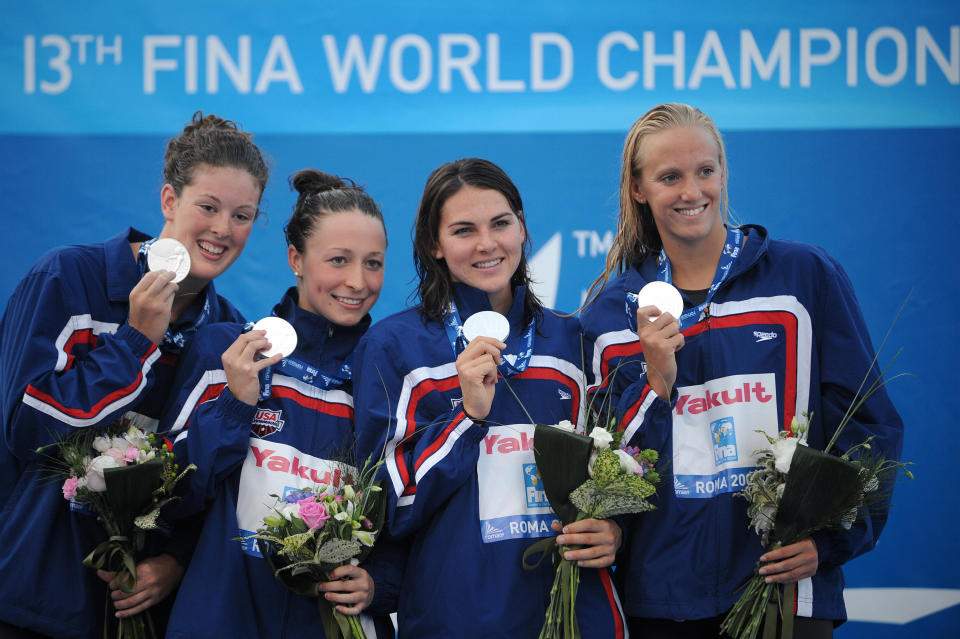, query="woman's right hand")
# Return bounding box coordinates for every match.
[127,270,178,344]
[455,336,505,421]
[635,306,684,400]
[221,330,283,405]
